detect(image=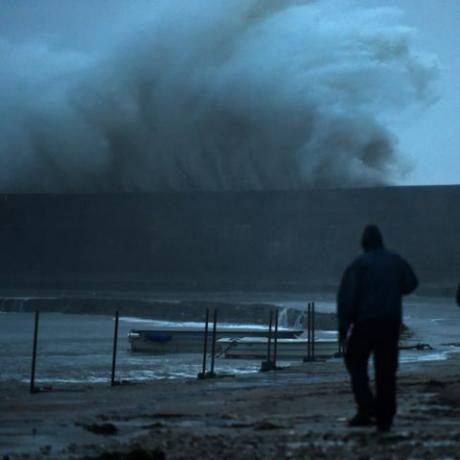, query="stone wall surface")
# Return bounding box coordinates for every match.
[0,186,458,295]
